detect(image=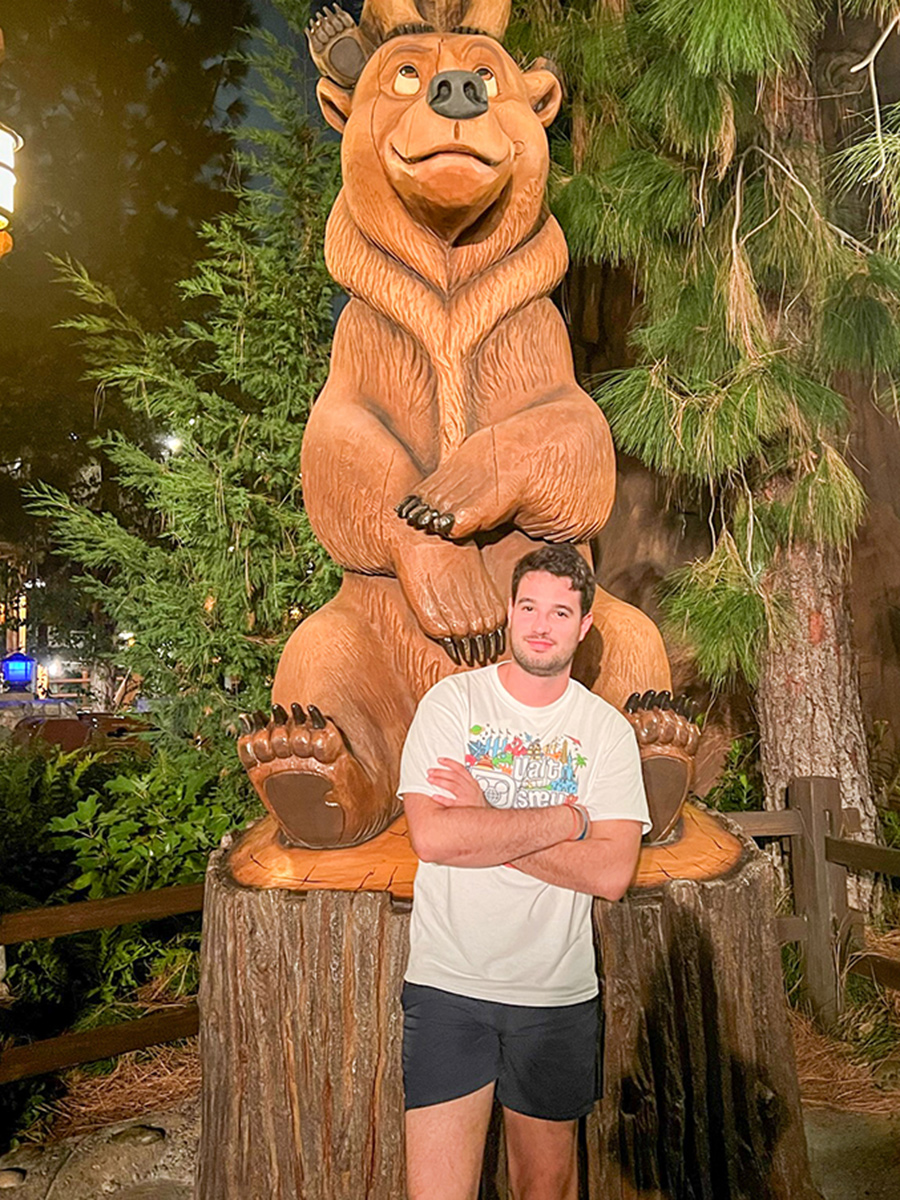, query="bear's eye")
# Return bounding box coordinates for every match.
[476,67,498,98]
[394,64,420,95]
